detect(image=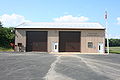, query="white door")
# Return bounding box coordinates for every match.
[53,43,58,52]
[98,42,104,53]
